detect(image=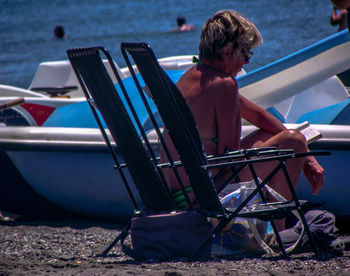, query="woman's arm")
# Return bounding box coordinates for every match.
[239,94,286,134]
[240,94,324,195]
